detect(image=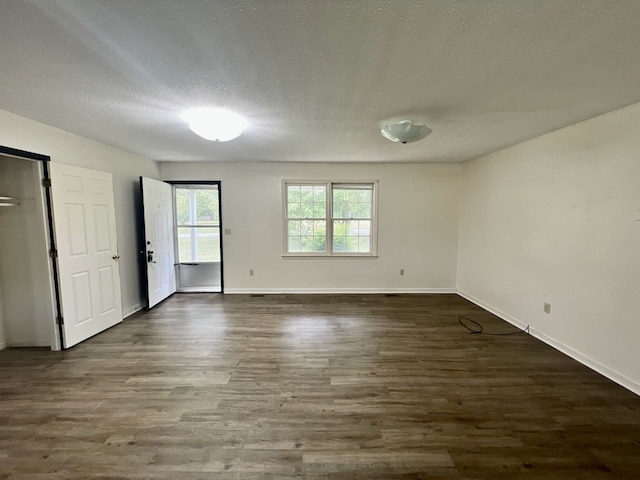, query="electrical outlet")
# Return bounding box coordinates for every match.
[249,269,254,276]
[400,269,405,276]
[544,303,551,314]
